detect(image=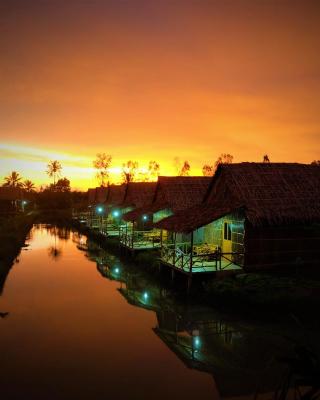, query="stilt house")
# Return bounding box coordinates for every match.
[155,163,320,274]
[121,177,211,251]
[102,184,127,236]
[118,182,157,248]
